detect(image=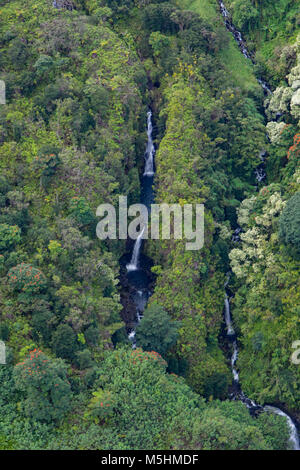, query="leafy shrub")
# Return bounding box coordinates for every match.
[84,325,100,346]
[32,145,61,180]
[13,349,72,423]
[136,303,179,356]
[75,349,93,370]
[8,38,29,69]
[287,133,300,161]
[51,324,78,361]
[32,307,54,344]
[69,197,95,227]
[8,264,47,293]
[279,192,300,252]
[204,372,229,400]
[0,224,21,252]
